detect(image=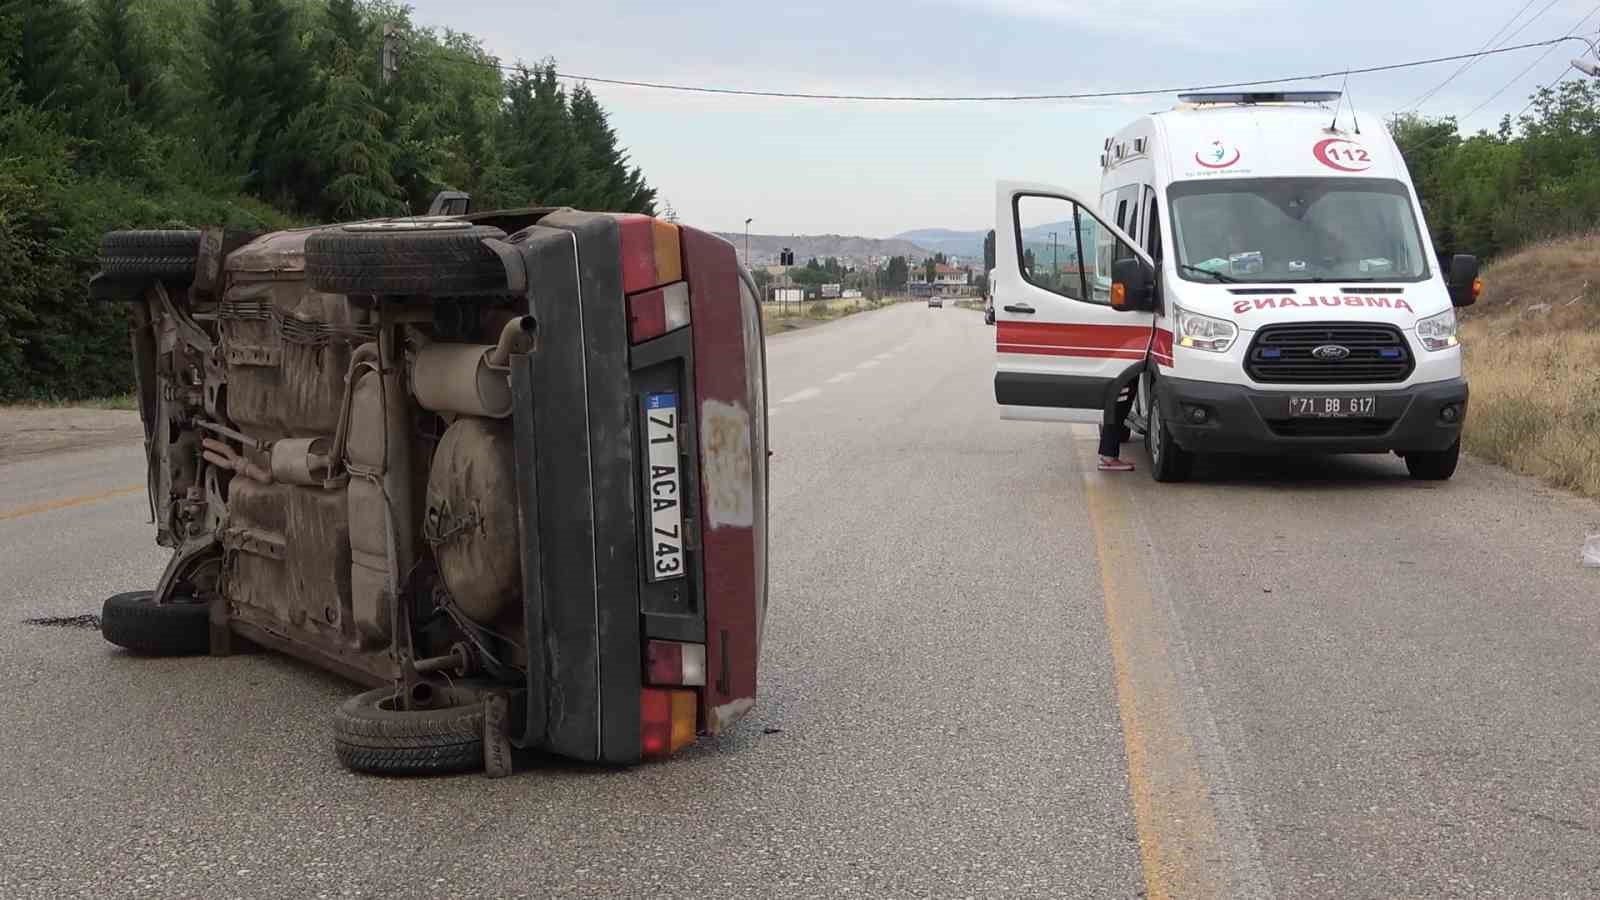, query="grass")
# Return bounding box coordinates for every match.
[762,295,907,334]
[1,393,138,411]
[1460,232,1600,497]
